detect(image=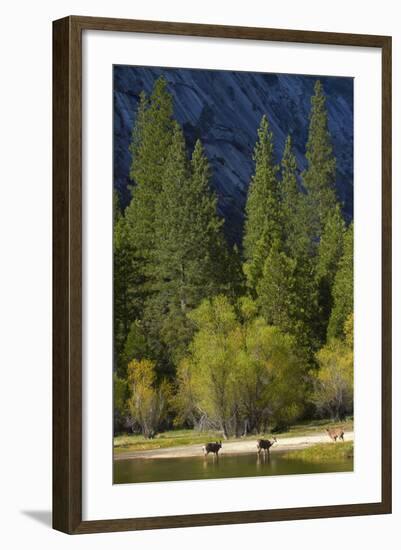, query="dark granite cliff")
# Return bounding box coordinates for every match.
[114,66,353,244]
